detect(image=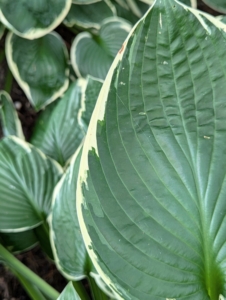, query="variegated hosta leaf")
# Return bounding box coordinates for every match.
[80,76,103,132]
[0,136,63,232]
[202,0,226,14]
[57,282,81,300]
[72,0,101,5]
[64,0,115,30]
[0,91,24,140]
[0,230,37,253]
[0,22,4,40]
[77,0,226,299]
[31,80,86,166]
[0,0,72,39]
[6,32,69,111]
[50,147,88,280]
[179,0,196,8]
[71,17,132,80]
